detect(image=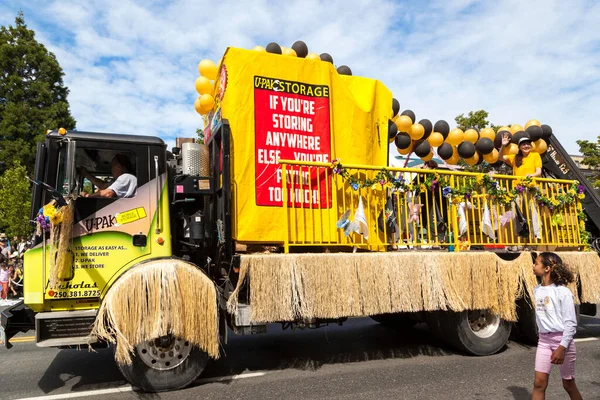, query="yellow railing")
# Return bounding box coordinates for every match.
[280,160,584,253]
